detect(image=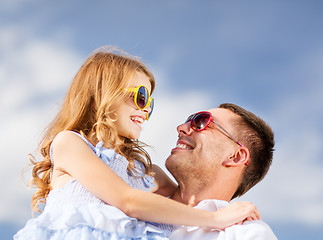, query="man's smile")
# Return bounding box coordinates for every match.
[171,140,194,153]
